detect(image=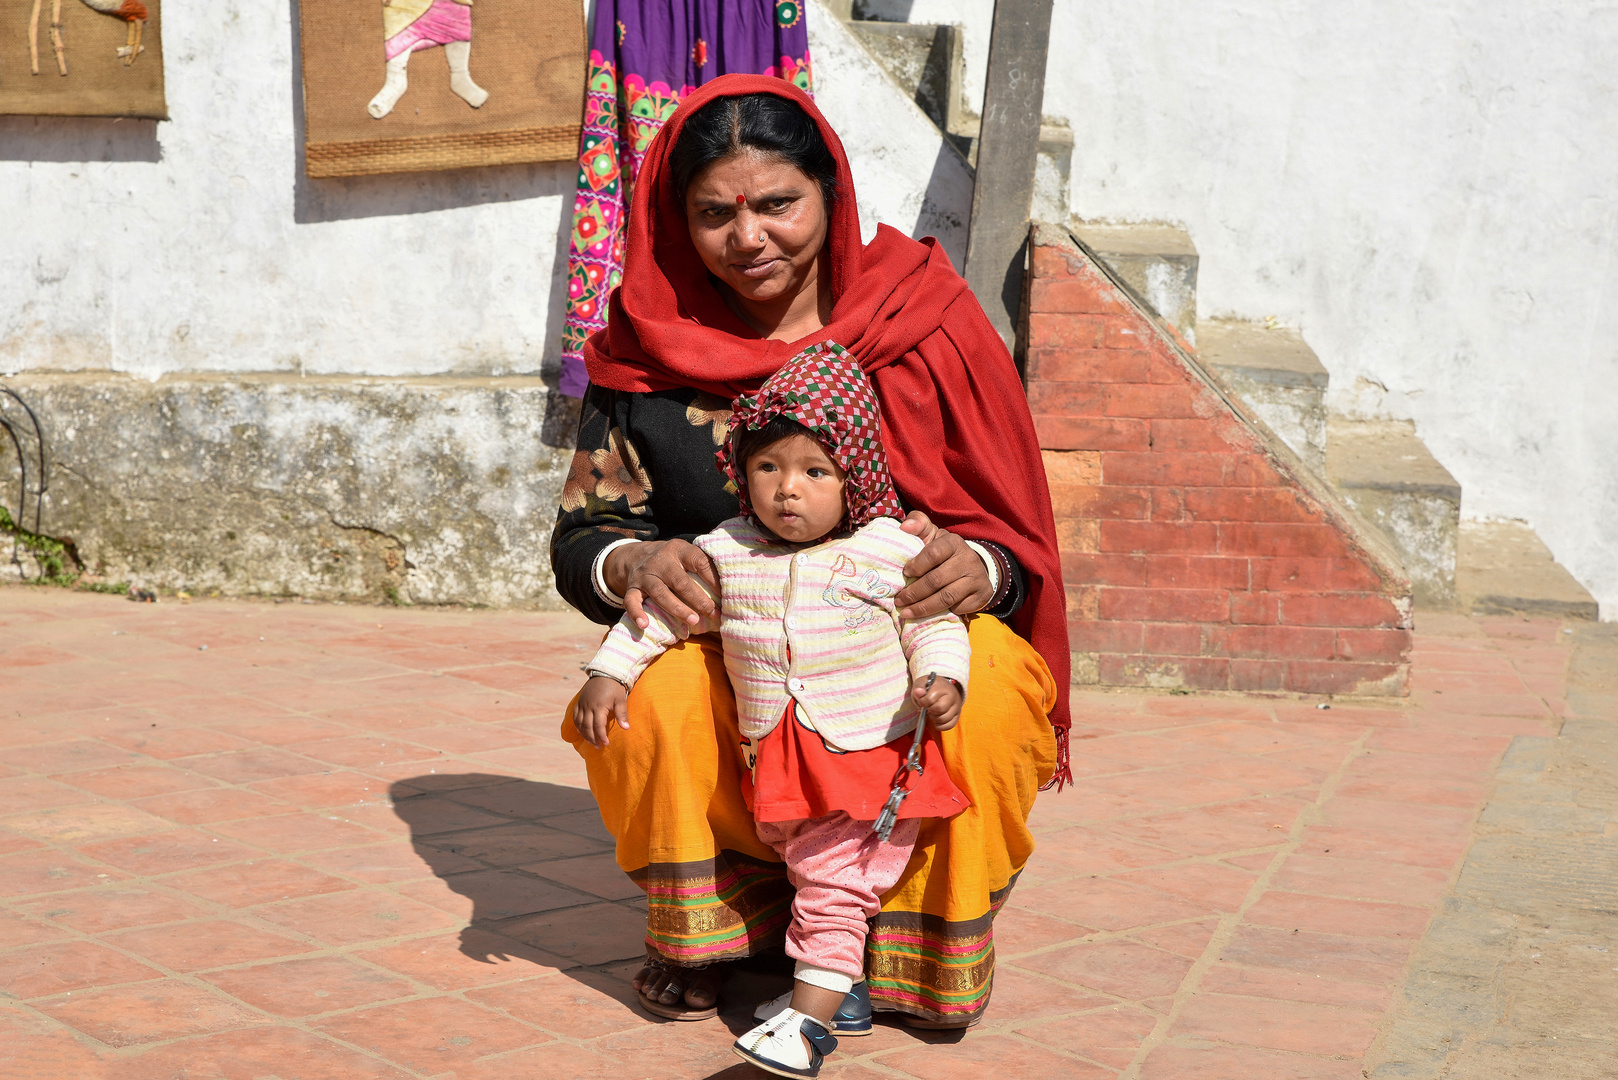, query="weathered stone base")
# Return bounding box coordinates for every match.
[1327,418,1461,610]
[1,373,579,607]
